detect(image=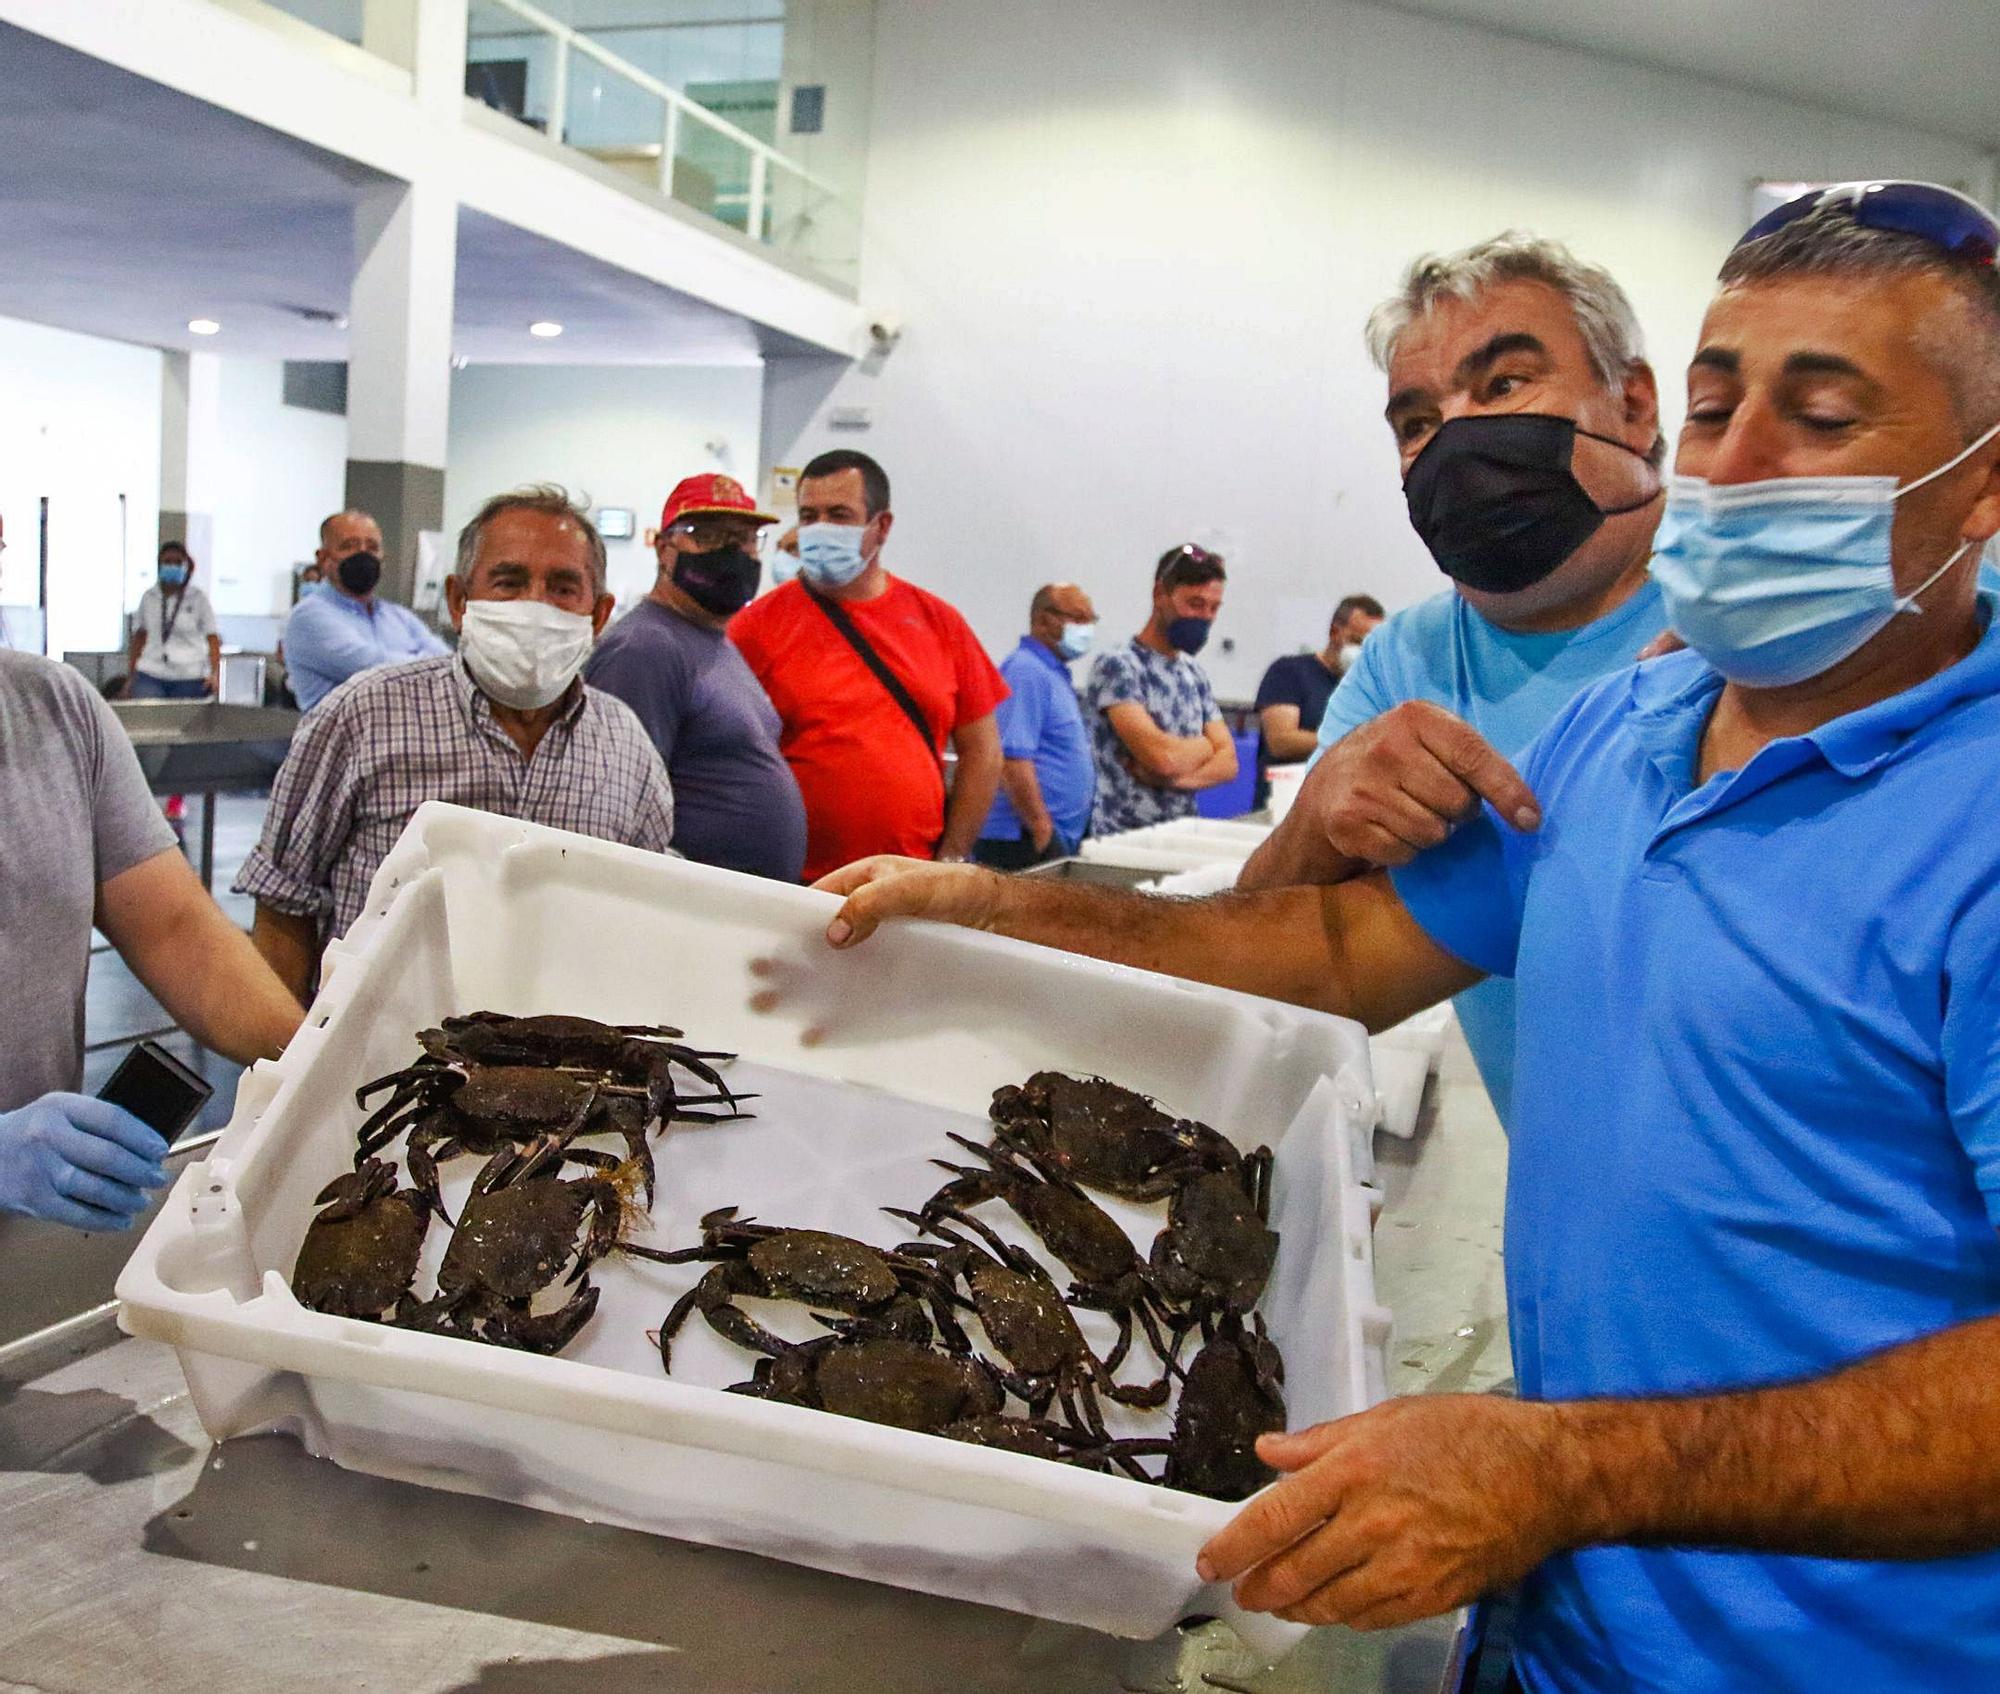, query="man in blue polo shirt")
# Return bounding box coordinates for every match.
[284,509,447,711]
[1239,234,1669,1125]
[814,182,2000,1692]
[975,582,1098,869]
